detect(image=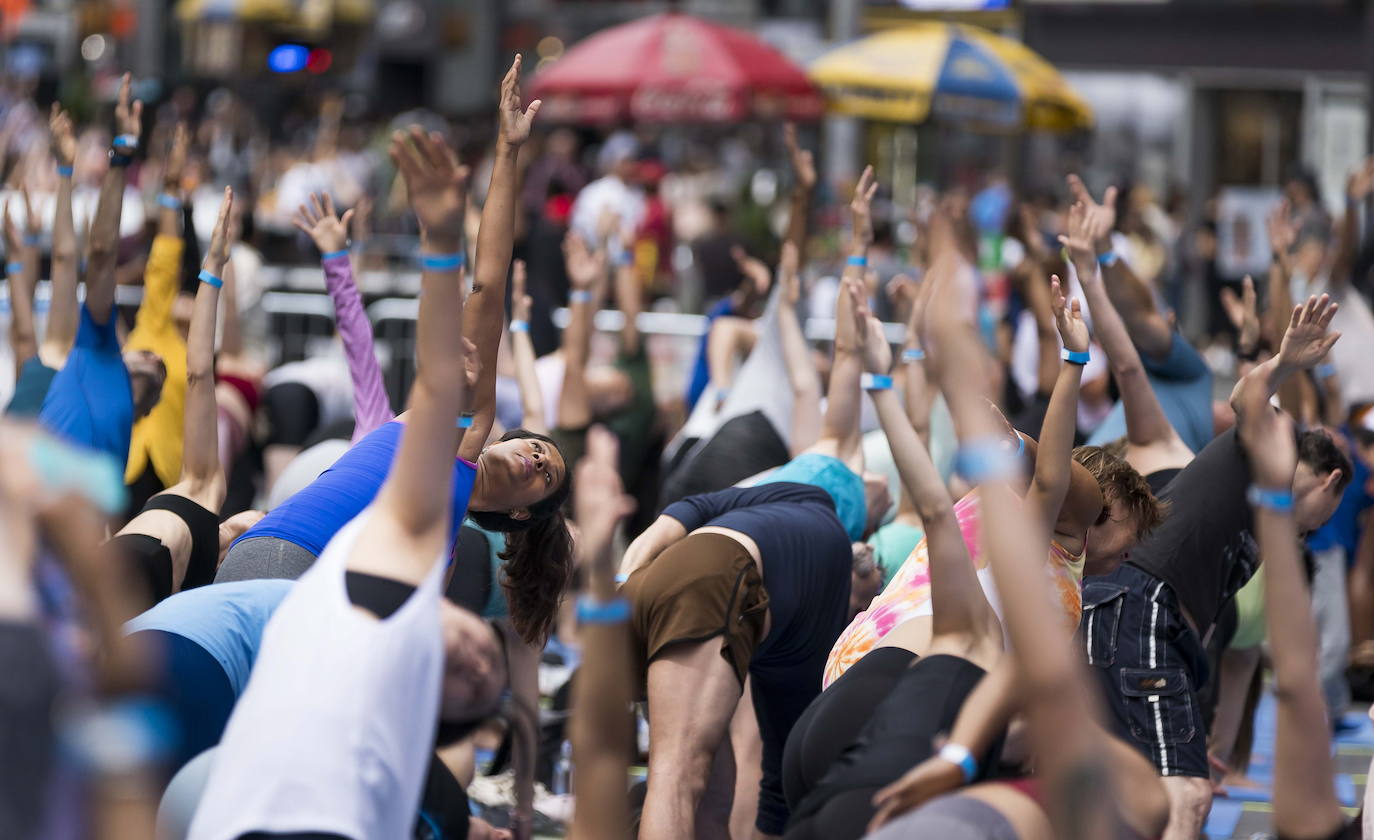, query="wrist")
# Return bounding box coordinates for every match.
[421,234,462,254]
